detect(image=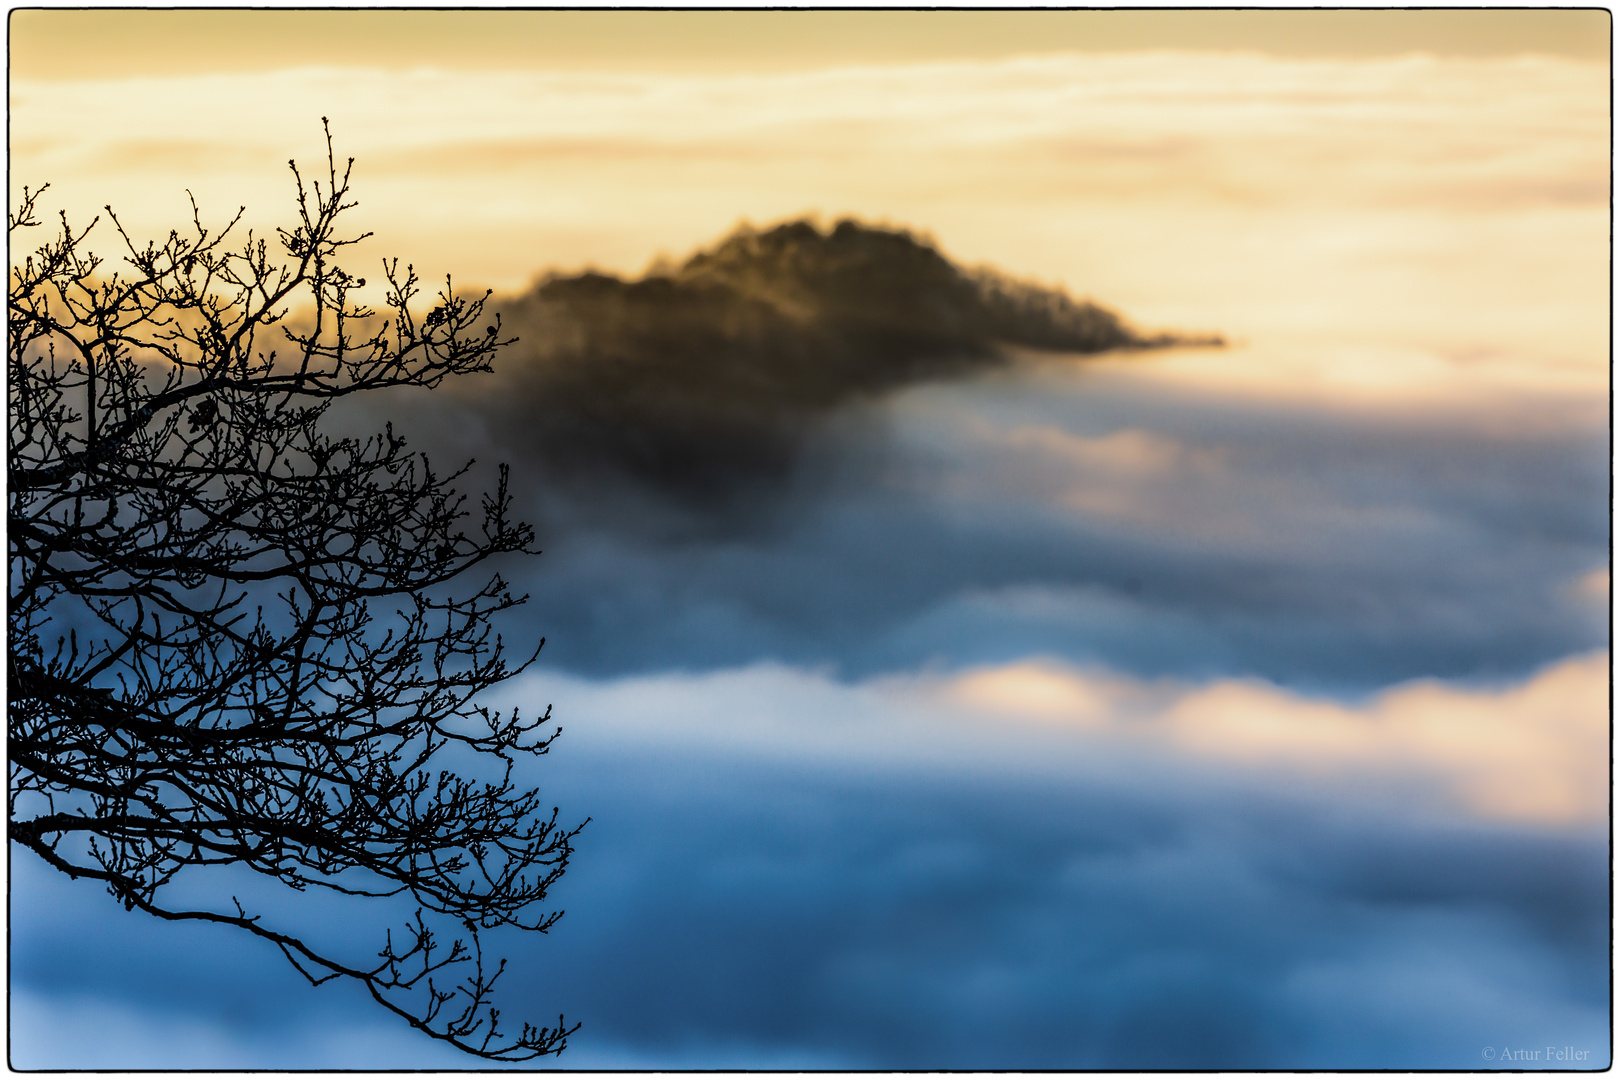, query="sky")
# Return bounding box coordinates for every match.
[11,8,1611,78]
[8,8,1612,1071]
